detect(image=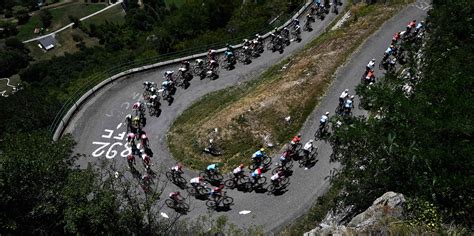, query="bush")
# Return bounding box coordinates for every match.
[68,15,81,28]
[0,20,18,38]
[5,37,26,51]
[39,9,52,28]
[13,6,30,25]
